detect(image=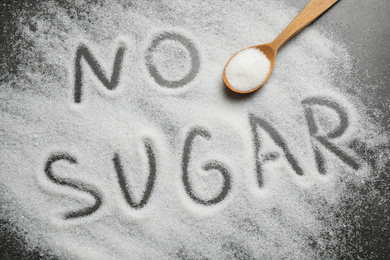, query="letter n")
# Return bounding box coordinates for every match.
[74,43,126,103]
